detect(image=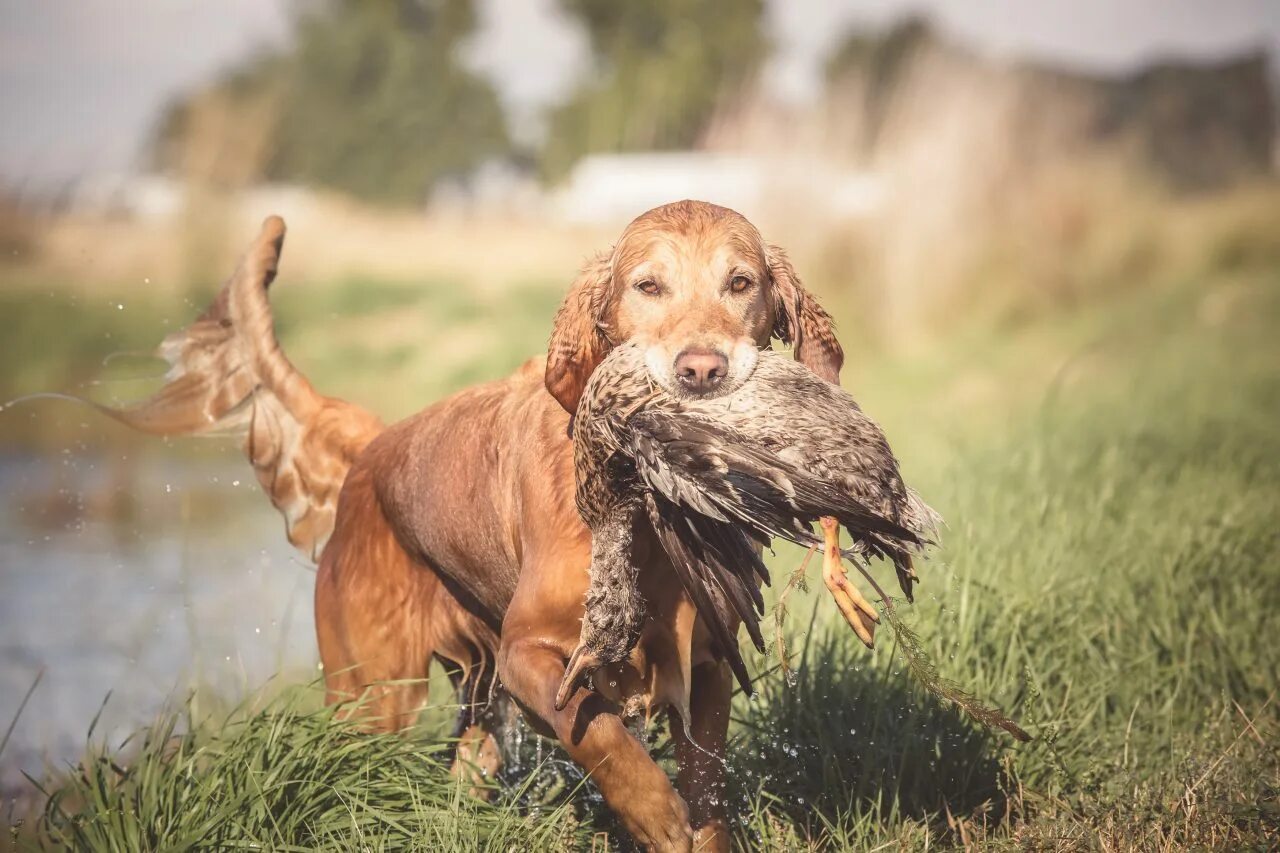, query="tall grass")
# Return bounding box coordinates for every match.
[15,687,586,852]
[9,267,1276,850]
